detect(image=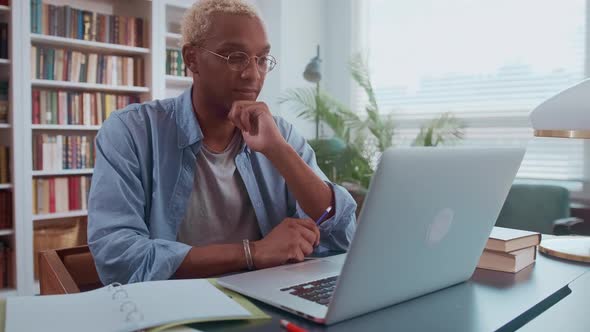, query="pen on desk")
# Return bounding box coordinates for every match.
[280,319,308,332]
[315,206,332,225]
